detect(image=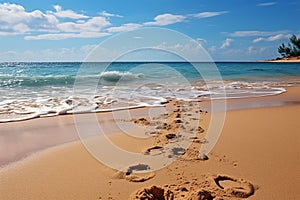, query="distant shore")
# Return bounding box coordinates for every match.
[263,56,300,62]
